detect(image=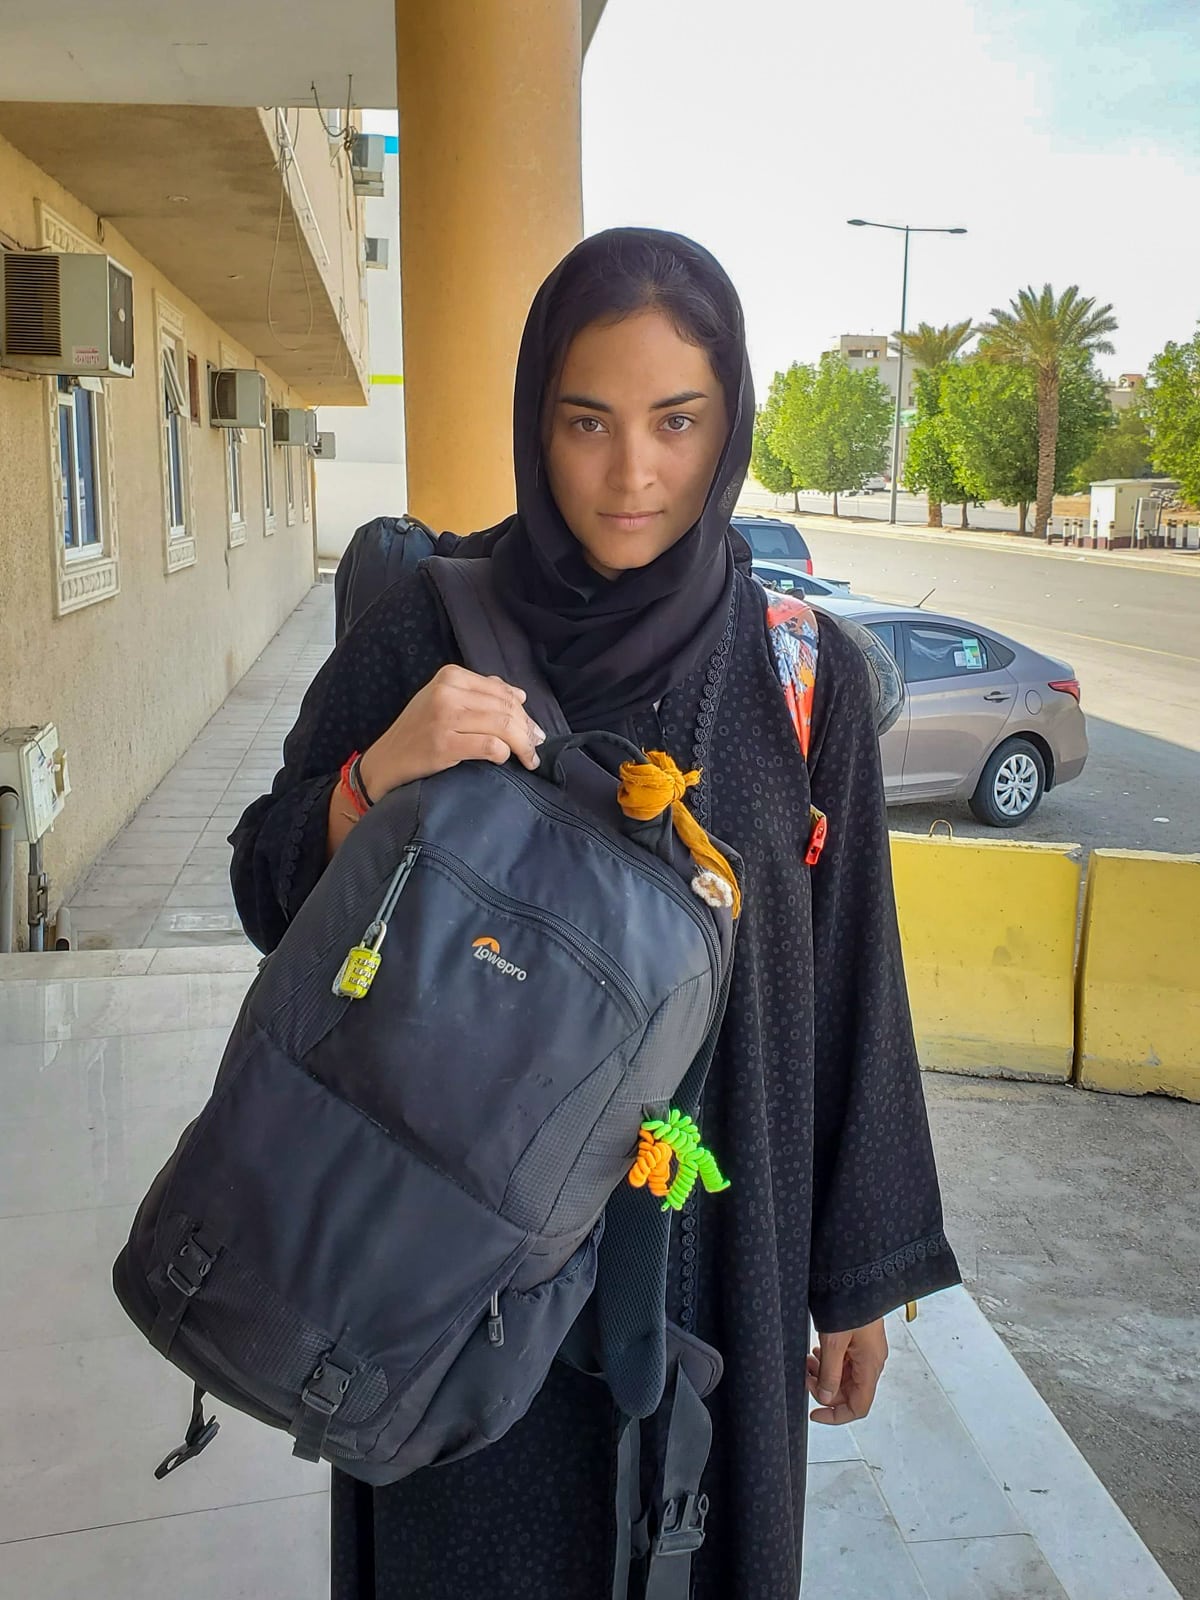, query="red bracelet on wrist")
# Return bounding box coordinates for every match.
[339,752,370,818]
